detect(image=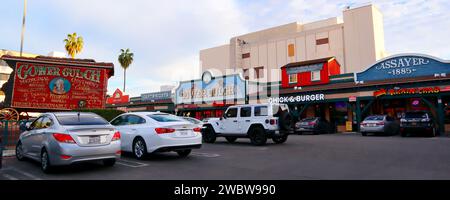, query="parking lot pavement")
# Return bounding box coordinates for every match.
[2,133,450,180]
